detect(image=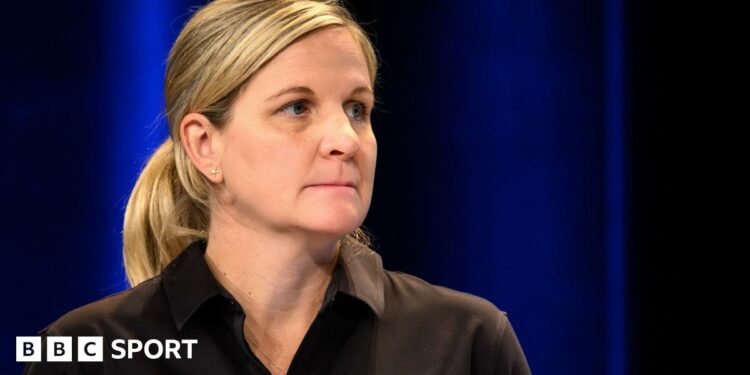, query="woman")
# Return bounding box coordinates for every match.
[24,0,531,374]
